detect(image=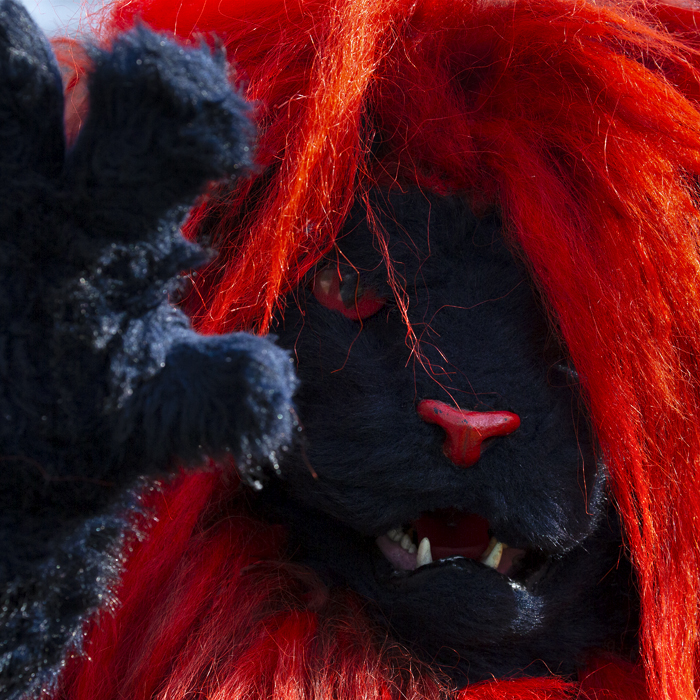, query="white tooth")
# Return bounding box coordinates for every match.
[481,541,505,570]
[416,537,433,567]
[388,528,403,542]
[400,534,413,552]
[482,536,498,559]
